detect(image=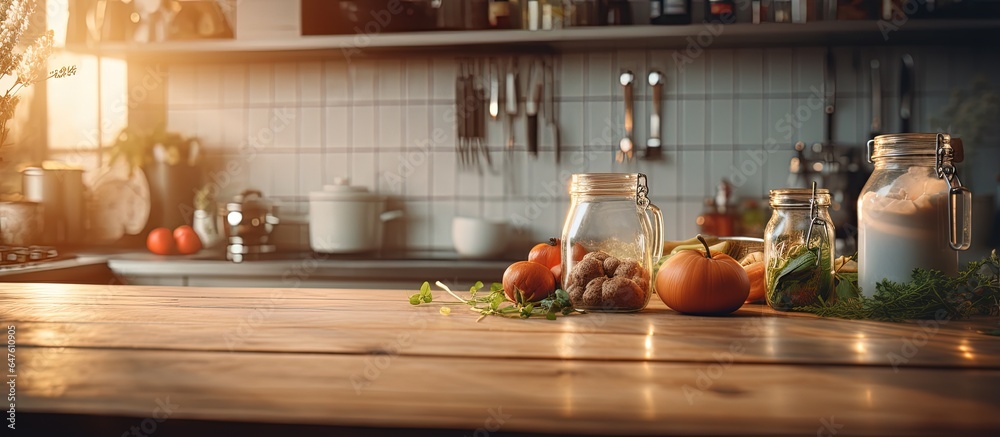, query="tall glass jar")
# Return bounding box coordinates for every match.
[858,133,971,297]
[561,173,663,312]
[764,187,835,311]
